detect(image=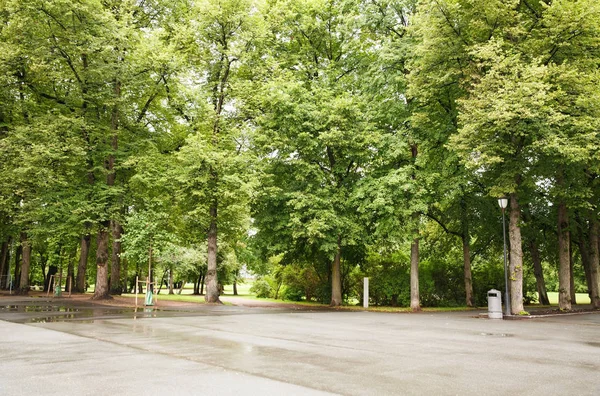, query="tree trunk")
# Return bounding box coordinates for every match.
[508,193,525,314]
[233,280,238,296]
[92,224,111,299]
[200,273,205,295]
[569,240,576,305]
[169,265,174,295]
[410,236,421,311]
[528,239,550,305]
[110,221,123,295]
[0,238,9,289]
[557,201,571,310]
[14,242,22,289]
[460,198,474,307]
[205,204,220,303]
[18,232,31,295]
[330,235,342,306]
[75,234,91,293]
[588,217,600,308]
[66,248,75,292]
